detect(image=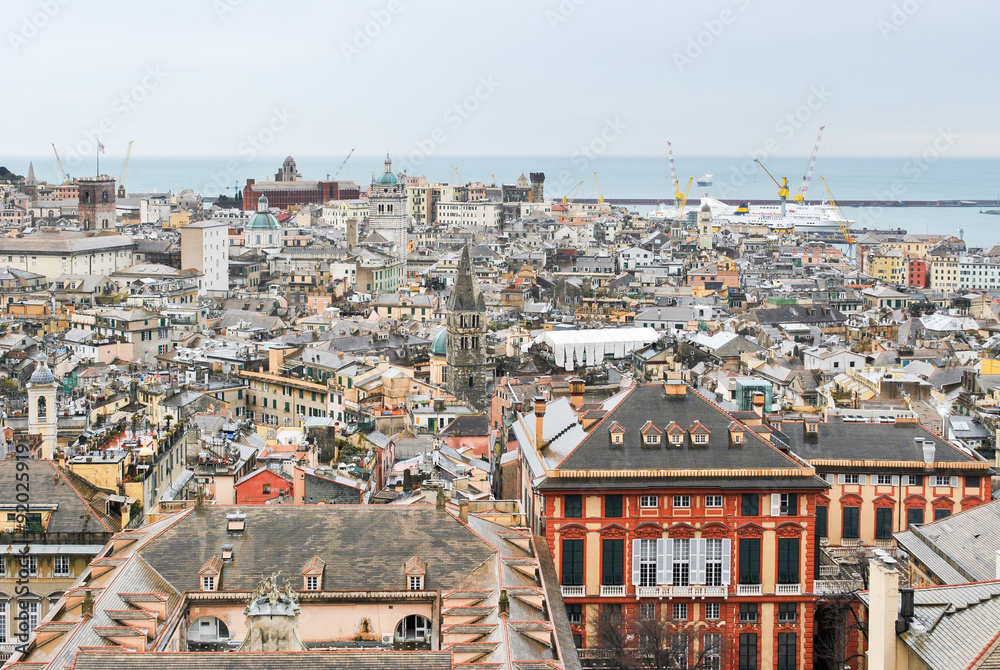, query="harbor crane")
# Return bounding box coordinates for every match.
[795,126,825,202]
[754,158,790,213]
[452,166,461,185]
[117,140,134,198]
[820,175,856,263]
[330,148,355,180]
[491,173,497,188]
[593,172,604,204]
[675,176,693,221]
[561,180,584,204]
[51,143,70,183]
[667,142,686,205]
